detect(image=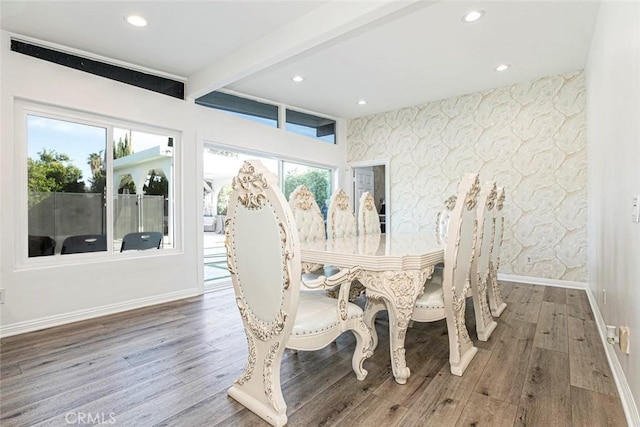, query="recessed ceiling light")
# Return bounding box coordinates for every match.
[126,15,147,27]
[291,76,304,83]
[462,10,484,23]
[495,64,510,72]
[357,100,367,105]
